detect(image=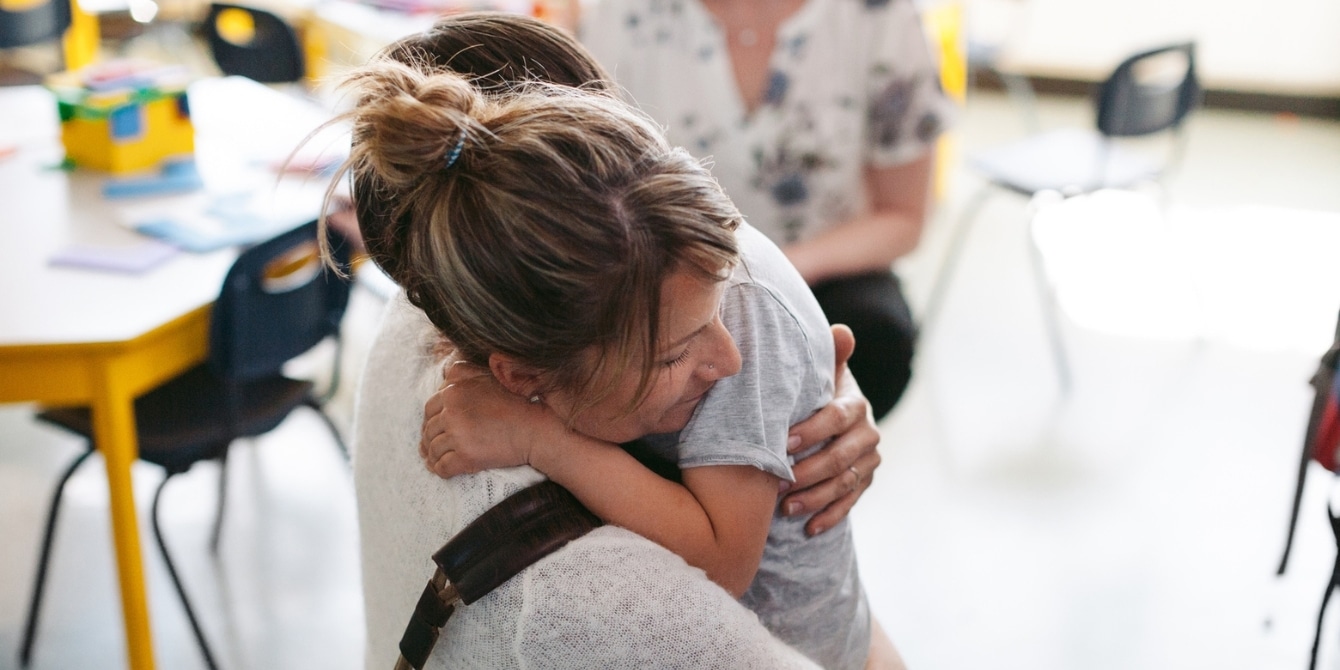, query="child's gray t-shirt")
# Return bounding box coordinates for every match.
[638,223,871,670]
